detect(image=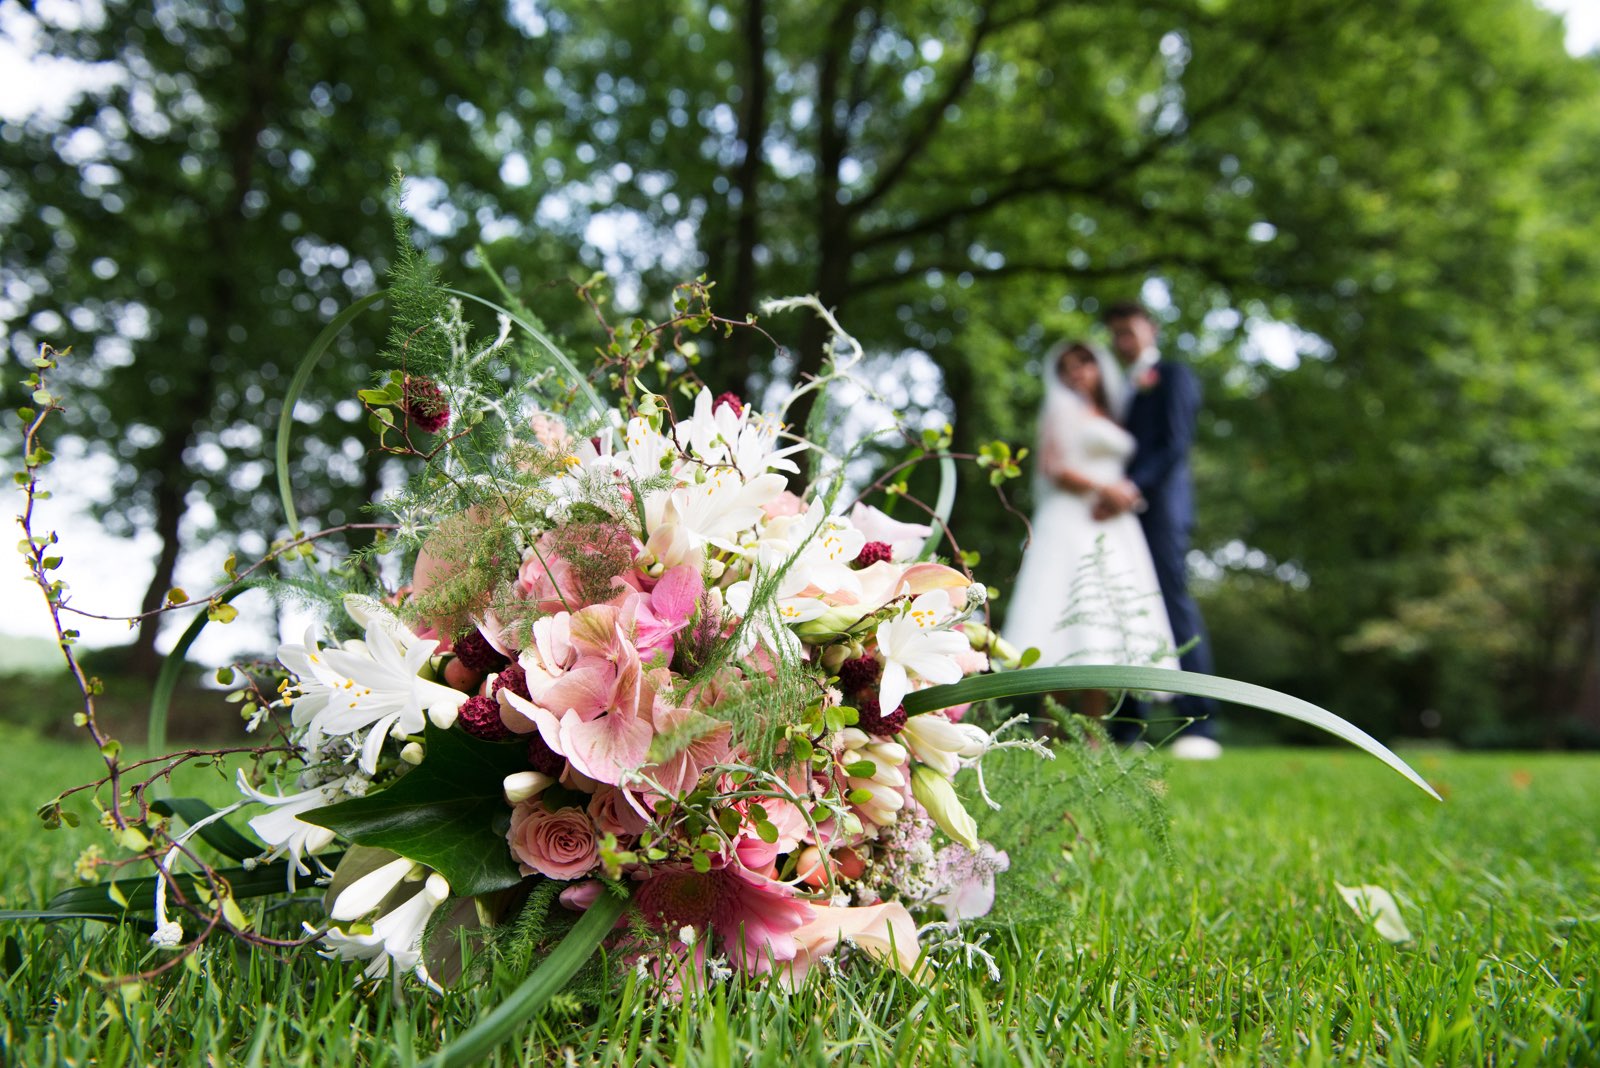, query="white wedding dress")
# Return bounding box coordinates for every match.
[1002,384,1179,675]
